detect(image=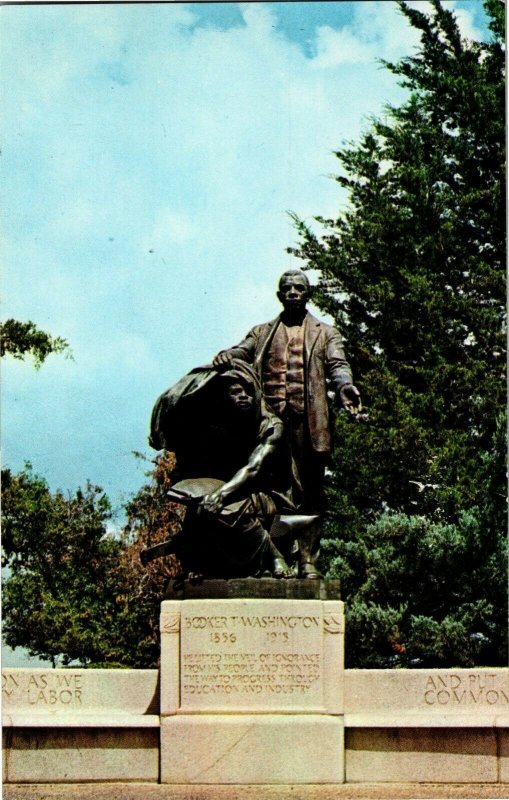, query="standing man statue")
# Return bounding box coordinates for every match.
[213,269,361,576]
